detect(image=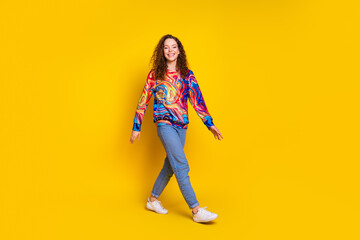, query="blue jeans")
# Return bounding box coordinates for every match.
[151,124,200,209]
